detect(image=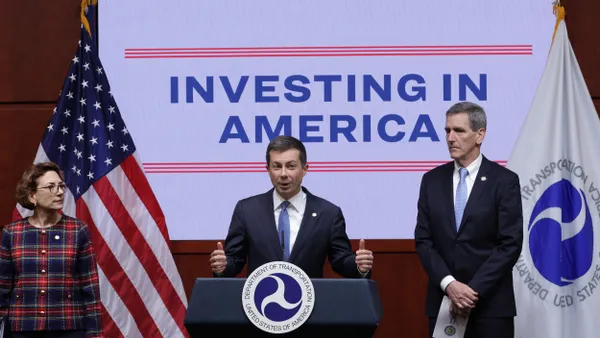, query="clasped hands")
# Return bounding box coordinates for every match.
[446,280,478,318]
